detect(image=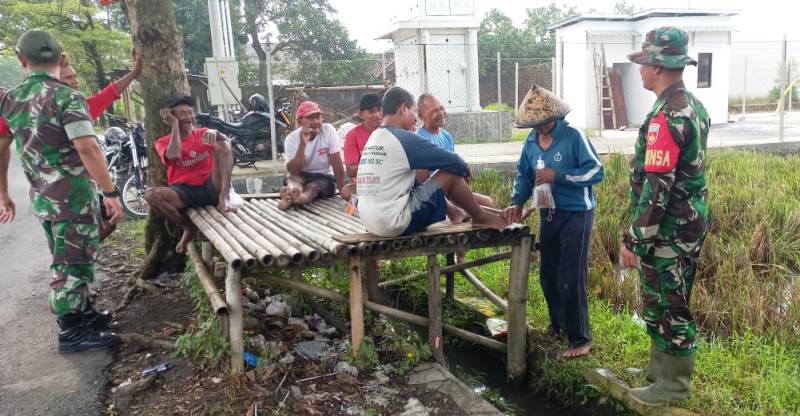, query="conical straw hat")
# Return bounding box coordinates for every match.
[514,84,570,128]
